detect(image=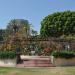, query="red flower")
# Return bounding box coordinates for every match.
[44,48,50,52]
